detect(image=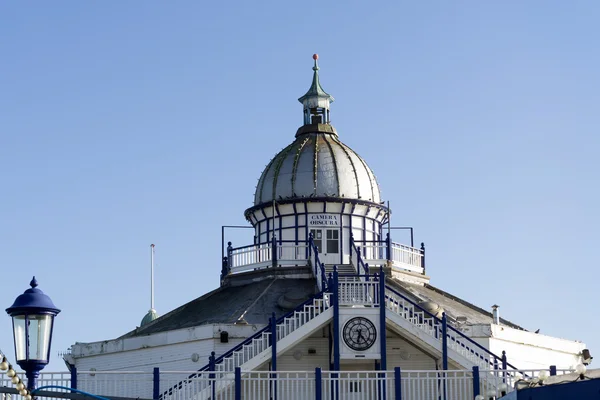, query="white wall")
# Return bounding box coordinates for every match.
[467,324,584,371]
[71,324,261,372]
[488,324,584,371]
